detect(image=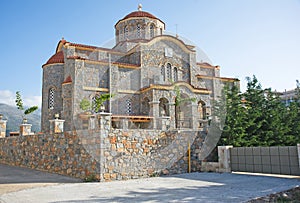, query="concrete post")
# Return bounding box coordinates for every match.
[49,119,65,134]
[0,115,7,138]
[20,124,33,136]
[218,145,233,173]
